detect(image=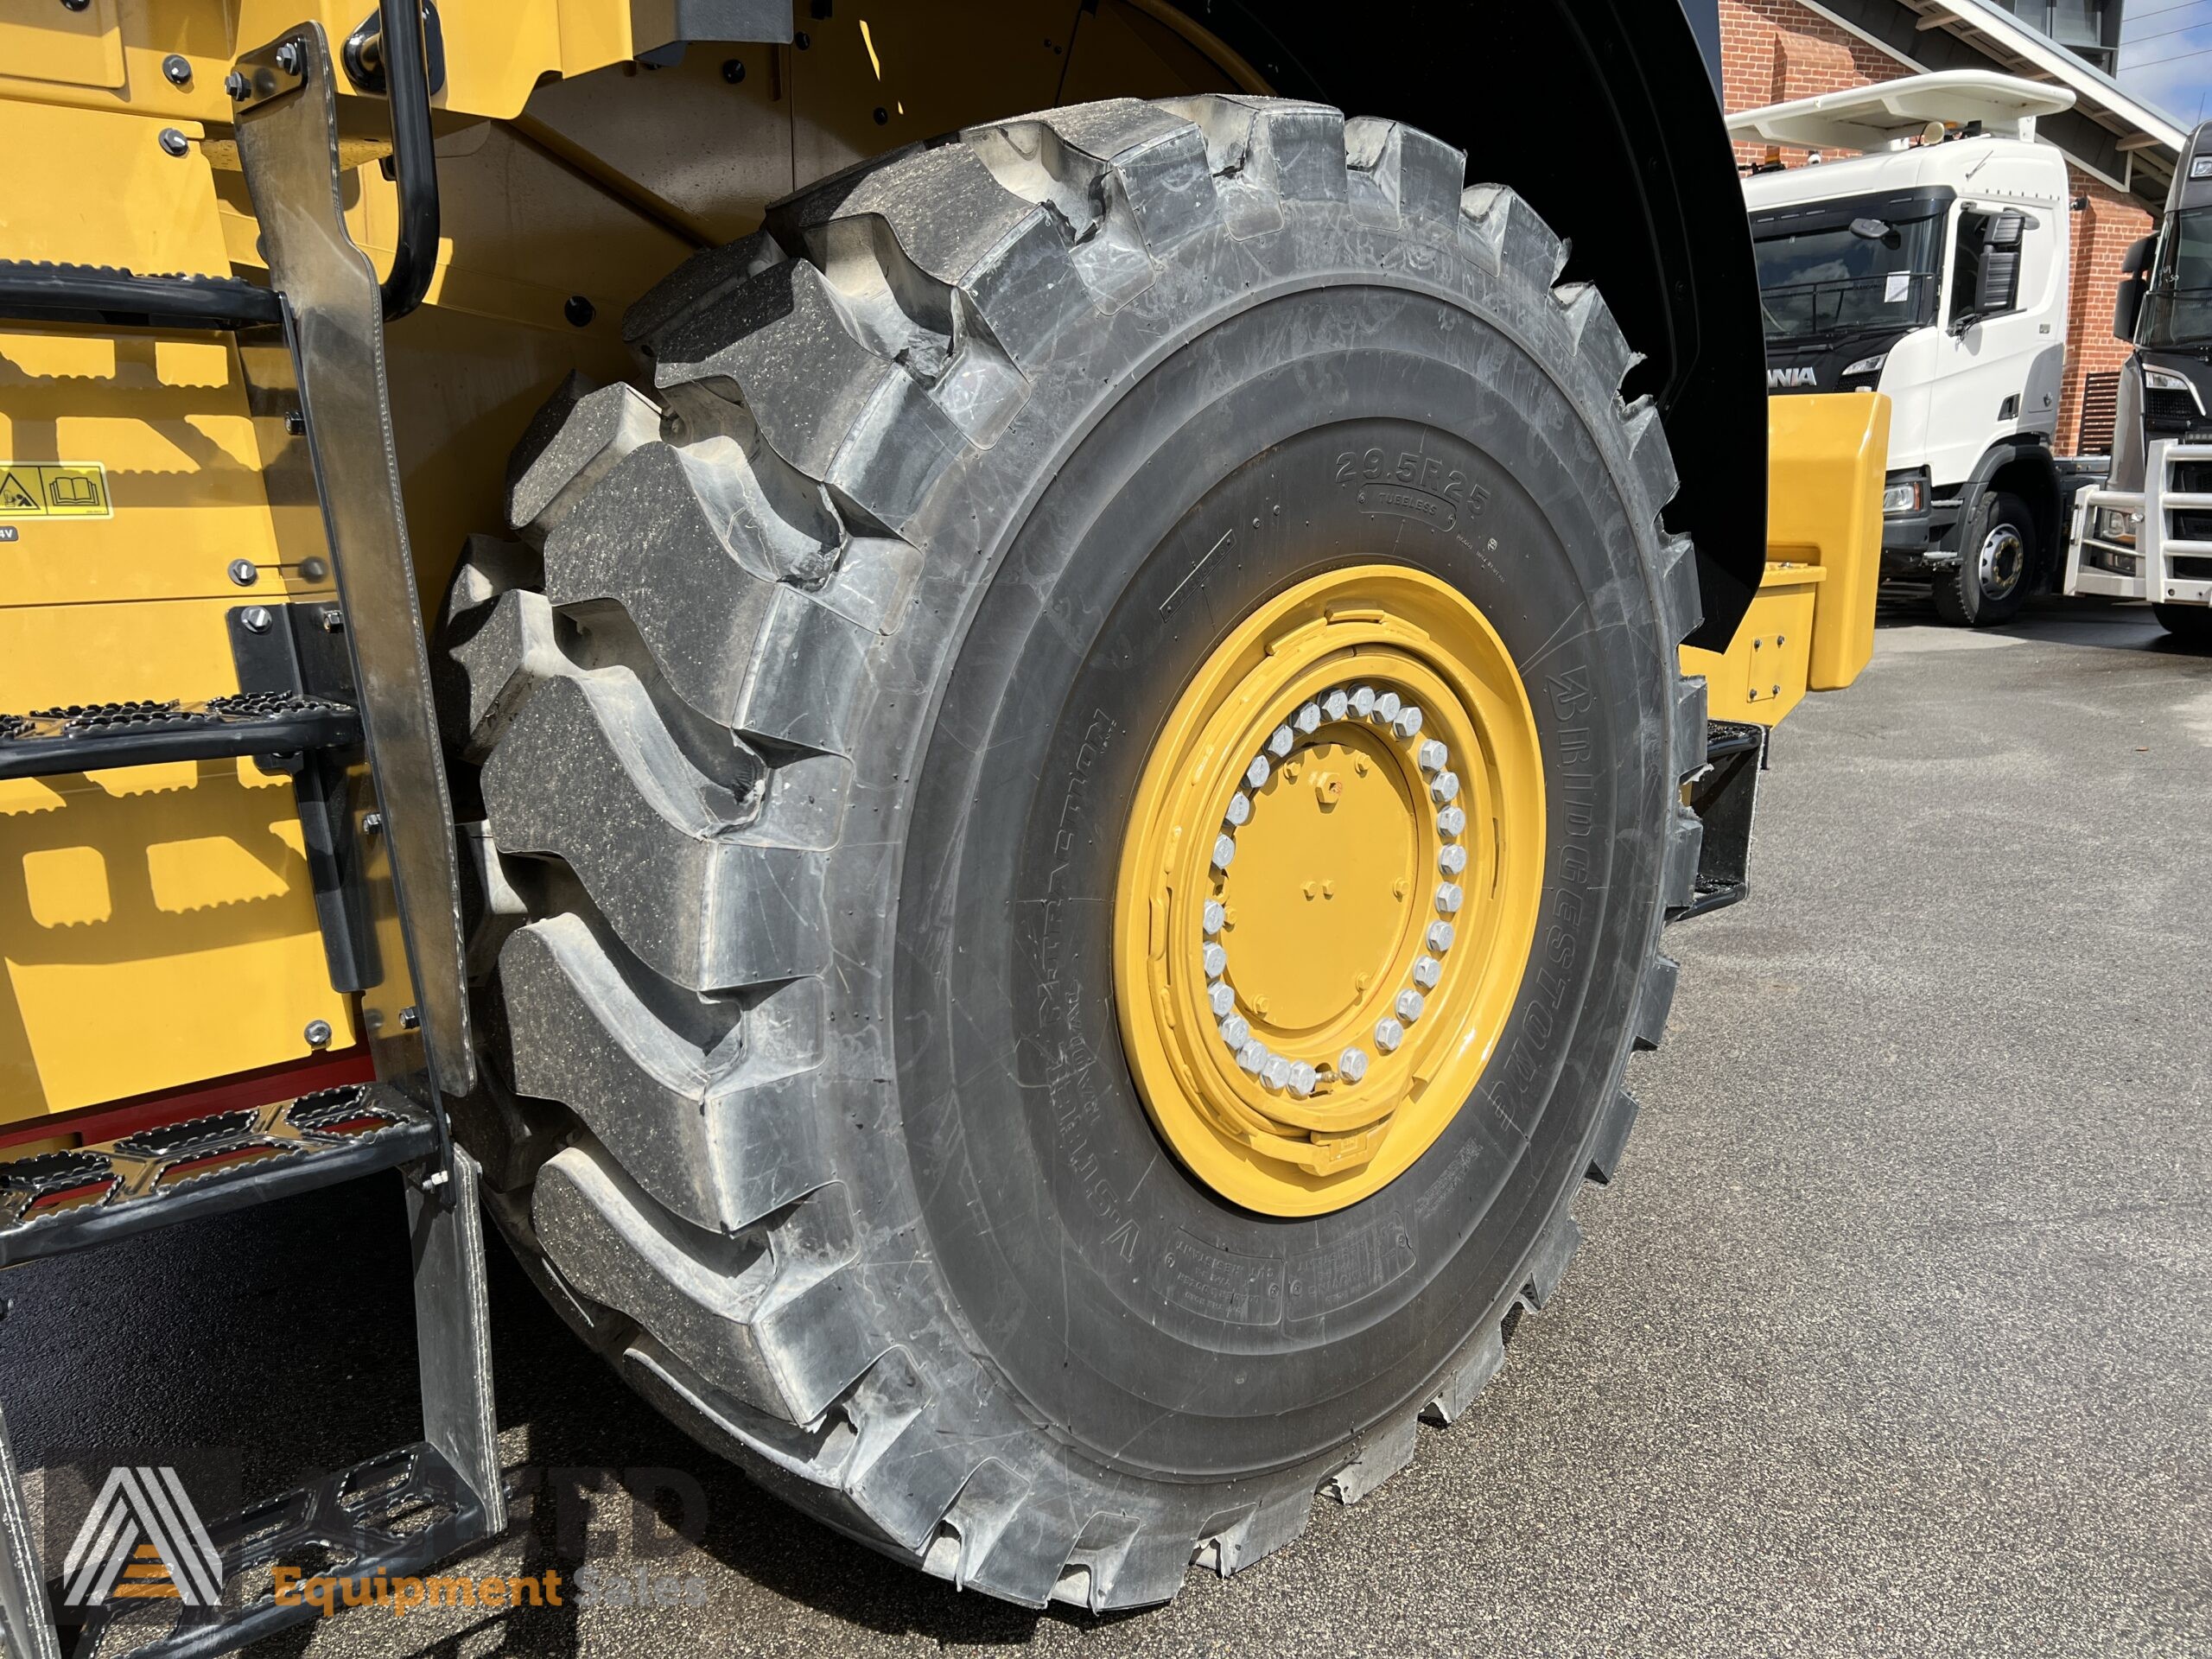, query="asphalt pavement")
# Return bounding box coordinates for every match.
[7,594,2208,1658]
